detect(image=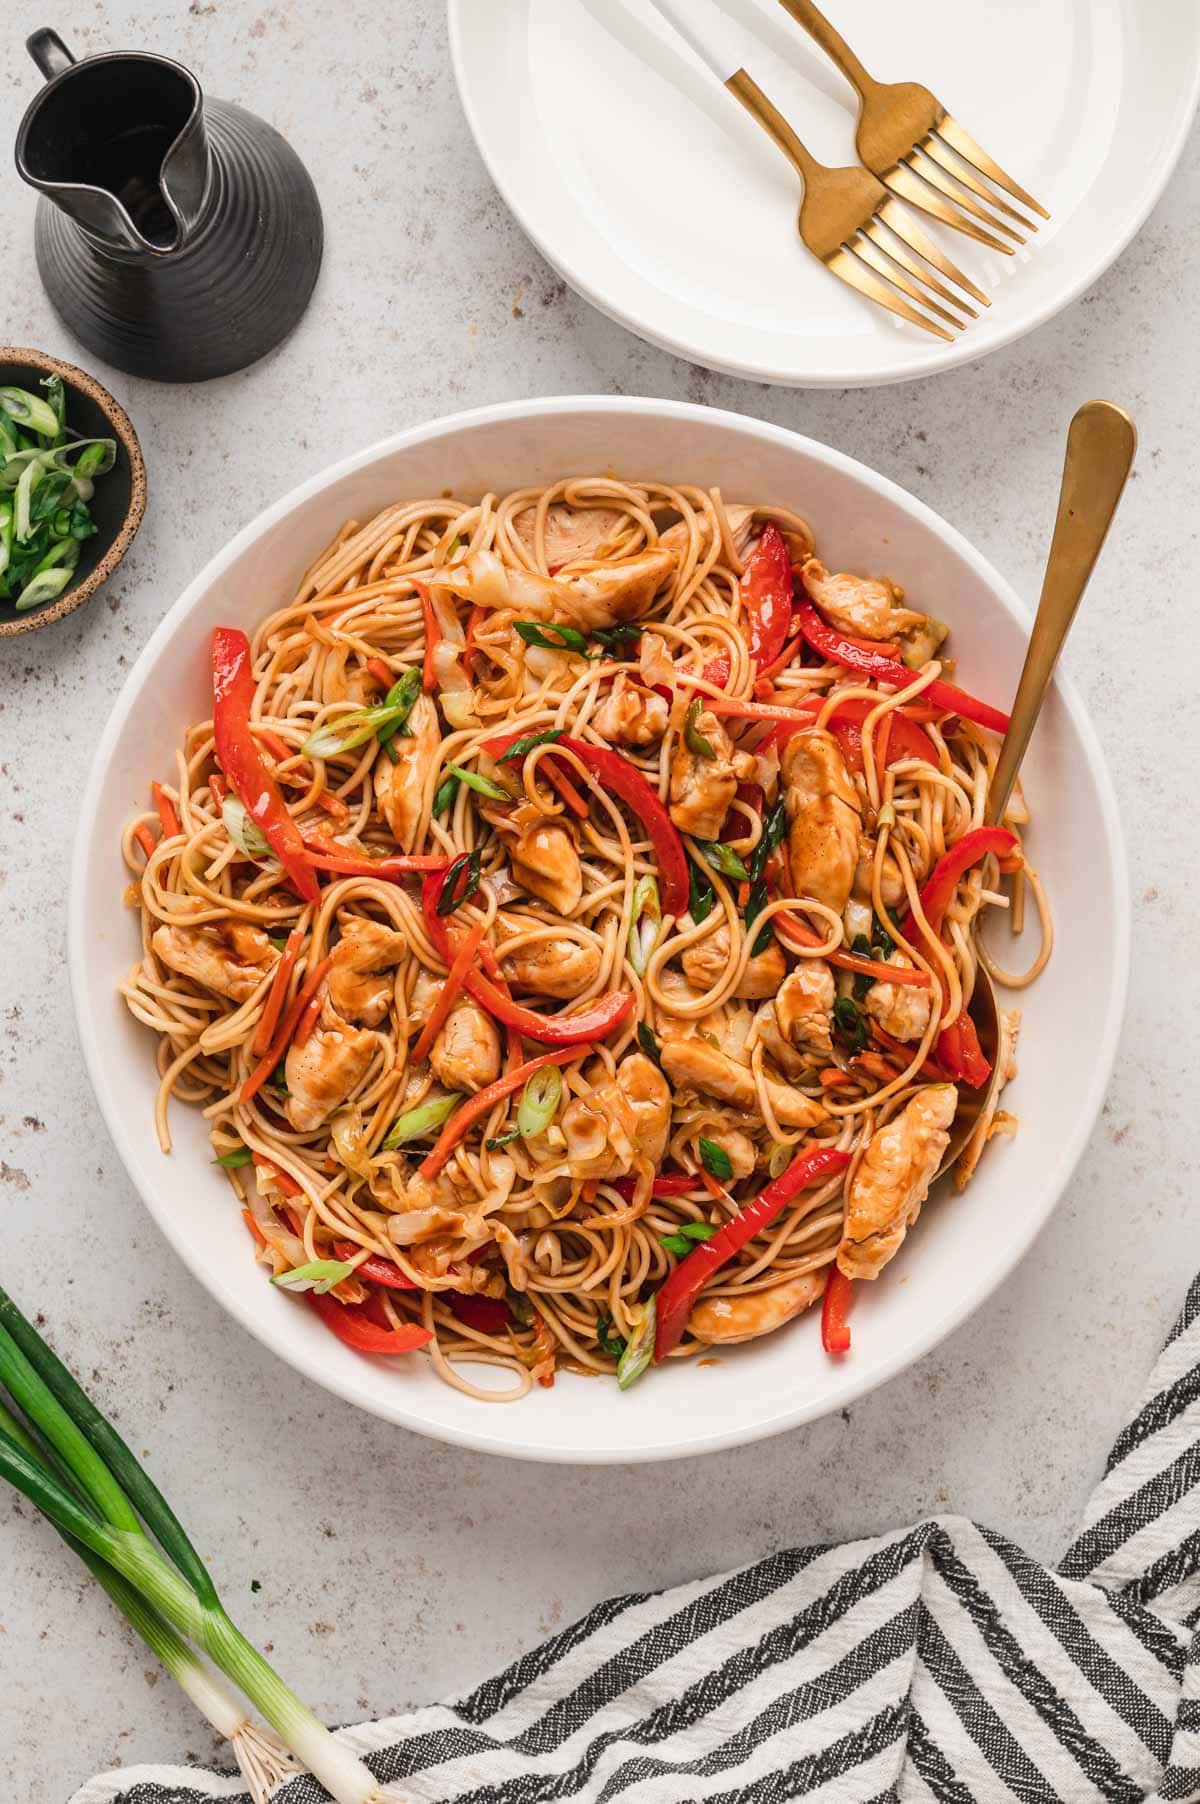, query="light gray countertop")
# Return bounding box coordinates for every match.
[1,5,1198,1799]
